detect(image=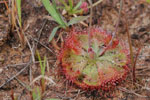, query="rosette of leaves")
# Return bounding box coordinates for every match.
[58,27,129,91]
